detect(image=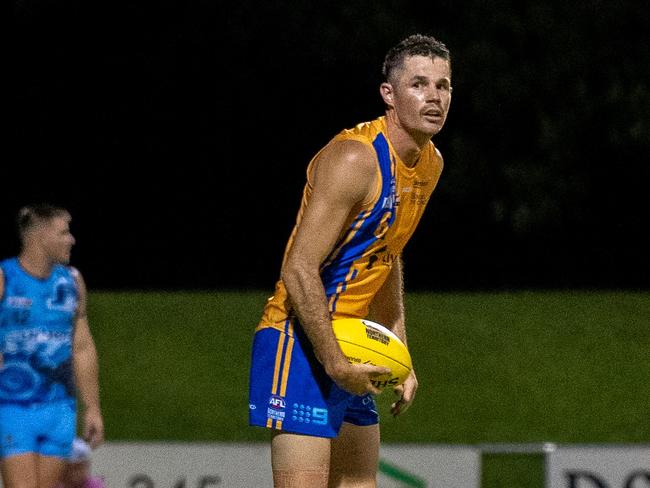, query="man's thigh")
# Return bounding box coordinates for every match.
[271,431,331,488]
[1,453,38,488]
[37,454,66,488]
[329,422,380,488]
[0,453,65,488]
